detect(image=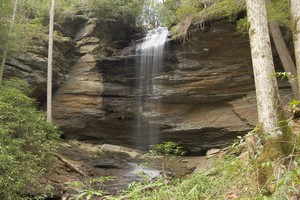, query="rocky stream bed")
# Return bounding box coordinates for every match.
[48,140,211,199]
